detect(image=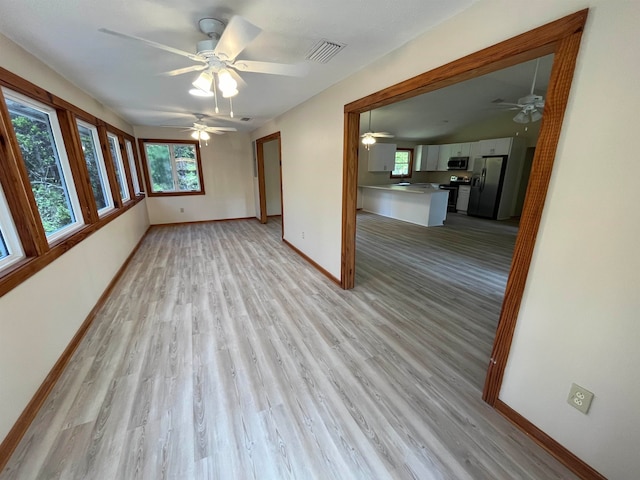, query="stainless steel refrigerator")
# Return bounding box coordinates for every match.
[467,155,507,219]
